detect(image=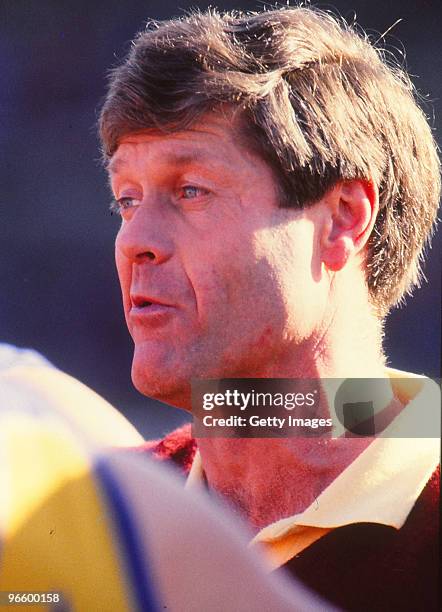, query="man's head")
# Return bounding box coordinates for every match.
[99,7,440,407]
